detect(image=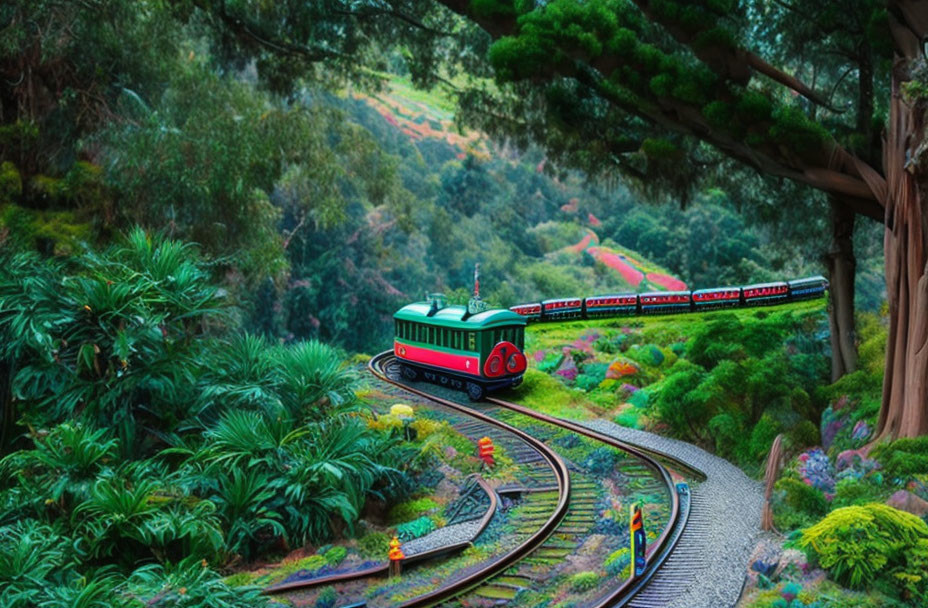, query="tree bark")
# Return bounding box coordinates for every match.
[826,199,858,381]
[761,434,785,532]
[872,58,928,440]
